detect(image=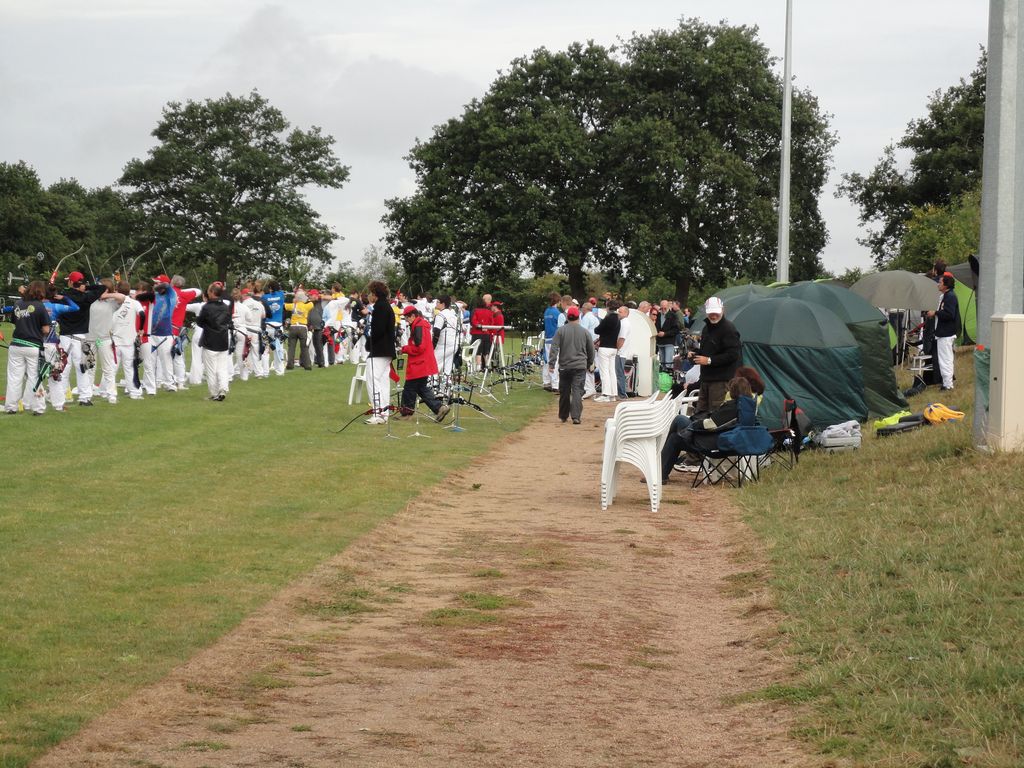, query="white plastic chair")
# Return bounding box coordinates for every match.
[348,361,367,405]
[600,391,687,513]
